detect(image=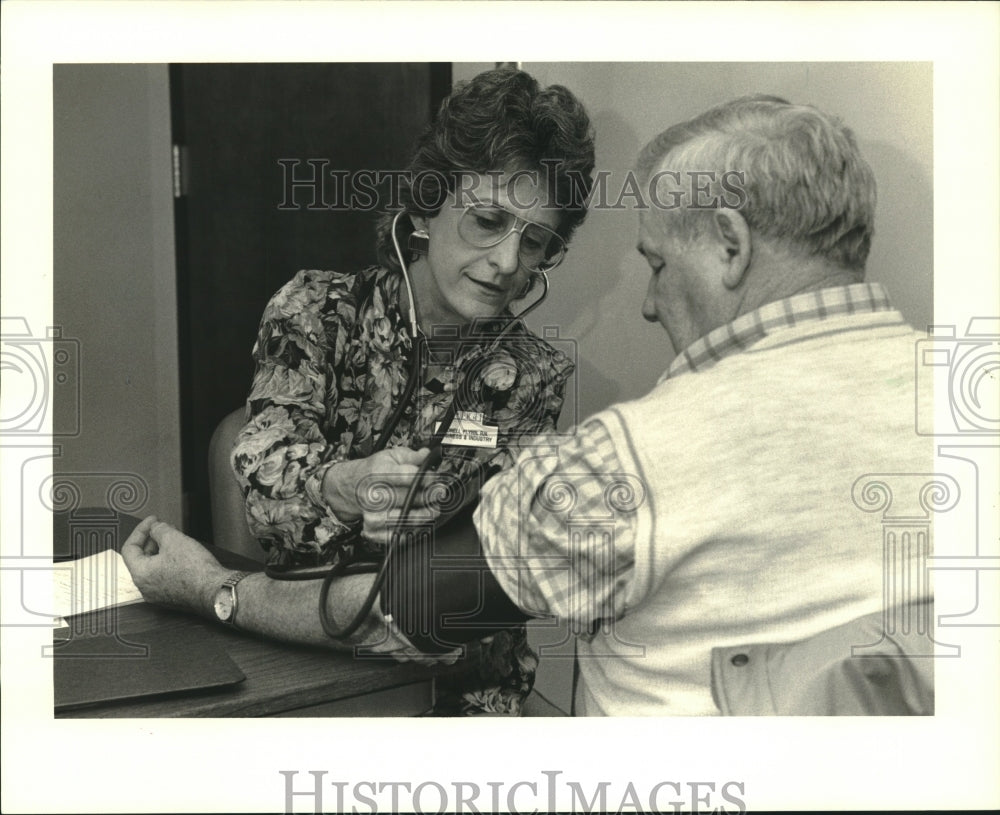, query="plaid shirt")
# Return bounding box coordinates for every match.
[475,283,896,635]
[664,282,892,380]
